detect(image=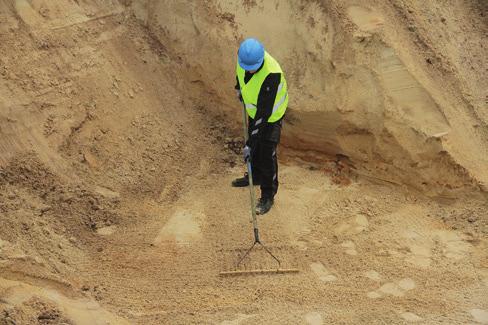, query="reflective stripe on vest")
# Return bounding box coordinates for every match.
[236,52,288,122]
